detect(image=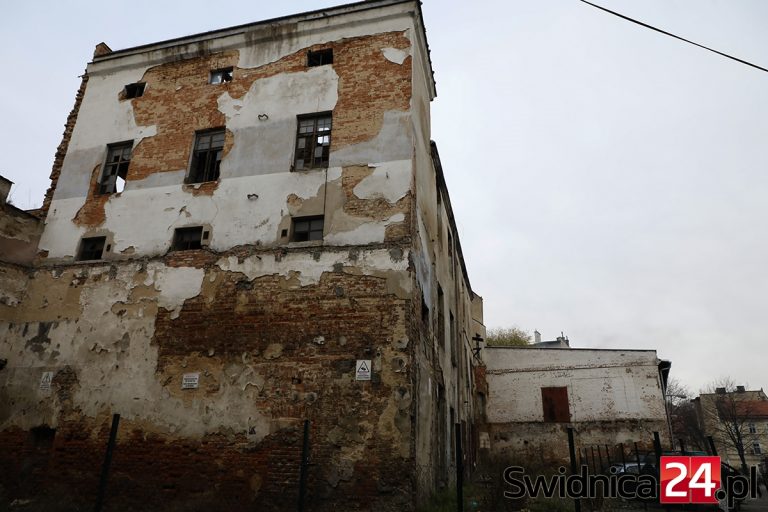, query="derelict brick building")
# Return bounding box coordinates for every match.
[0,1,485,510]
